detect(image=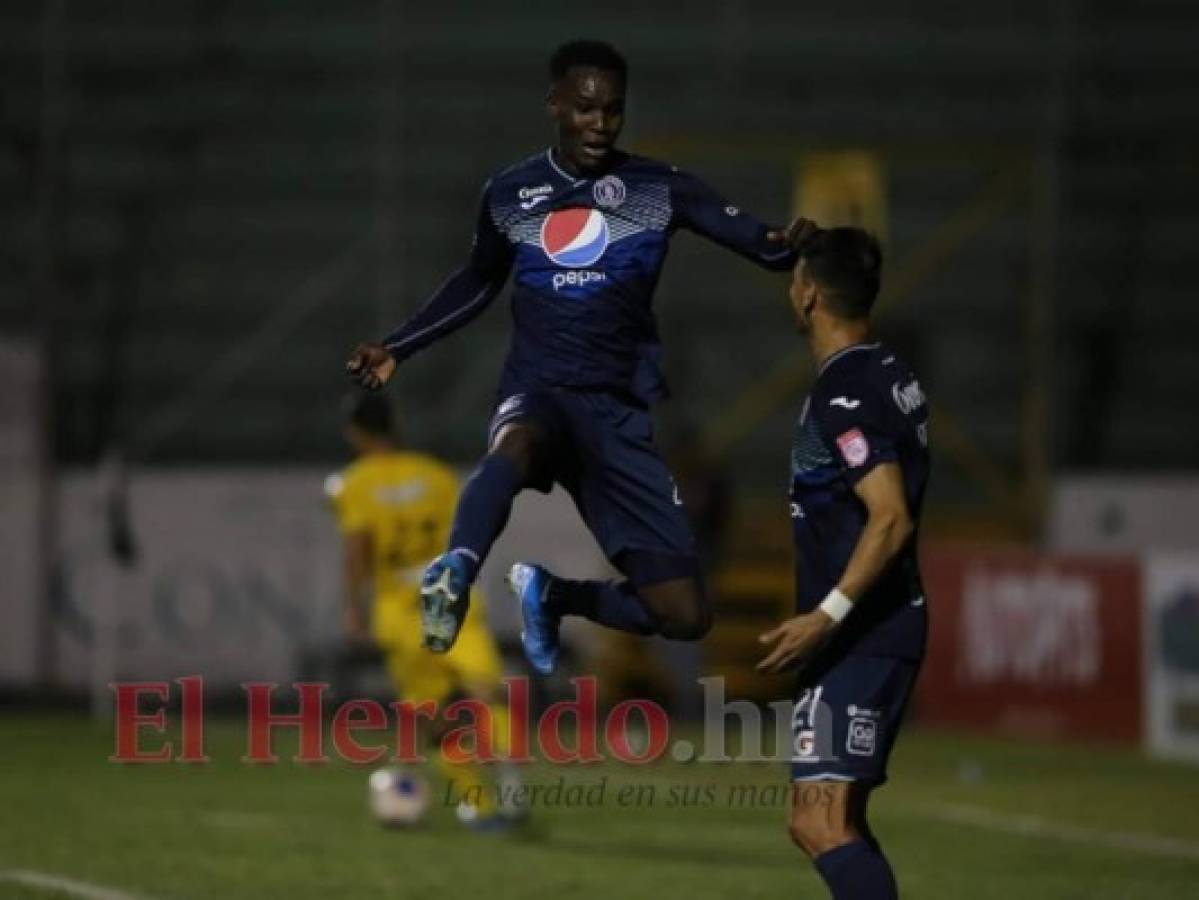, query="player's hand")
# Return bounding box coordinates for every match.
[755,611,836,674]
[345,343,397,392]
[767,216,821,253]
